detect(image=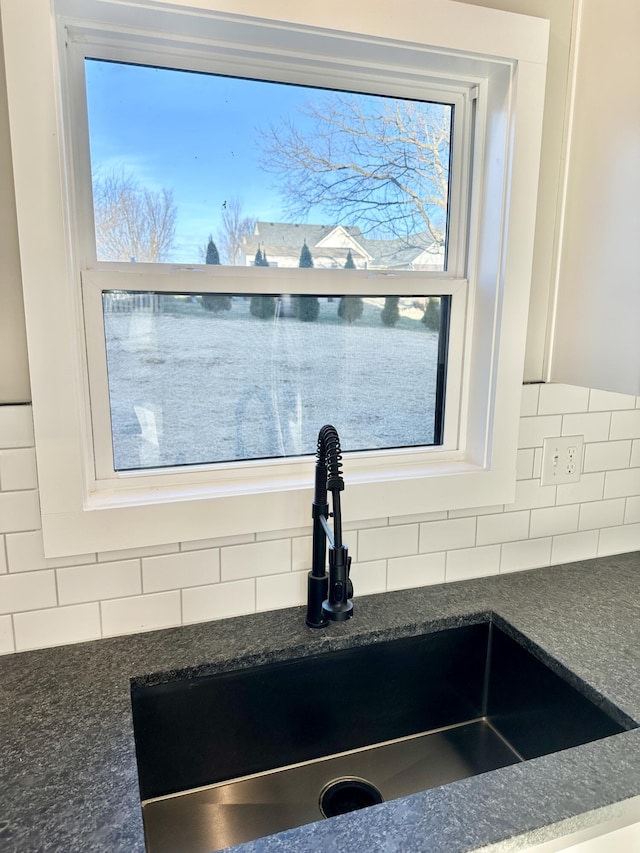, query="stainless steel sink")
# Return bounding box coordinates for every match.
[131,621,633,853]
